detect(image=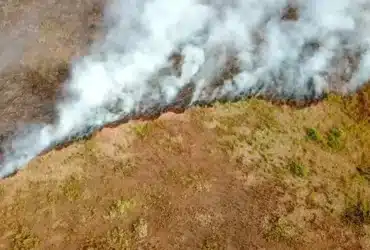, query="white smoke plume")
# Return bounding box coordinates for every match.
[1,0,370,177]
